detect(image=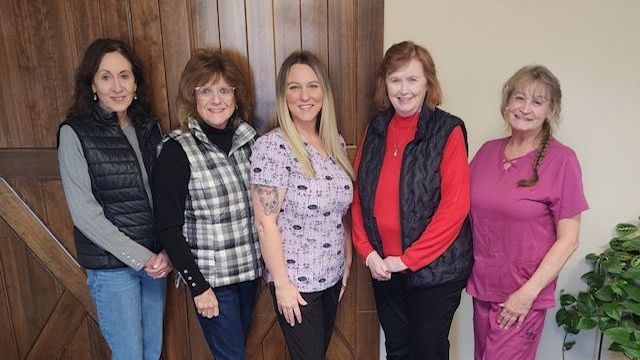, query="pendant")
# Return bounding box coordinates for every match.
[393,148,398,157]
